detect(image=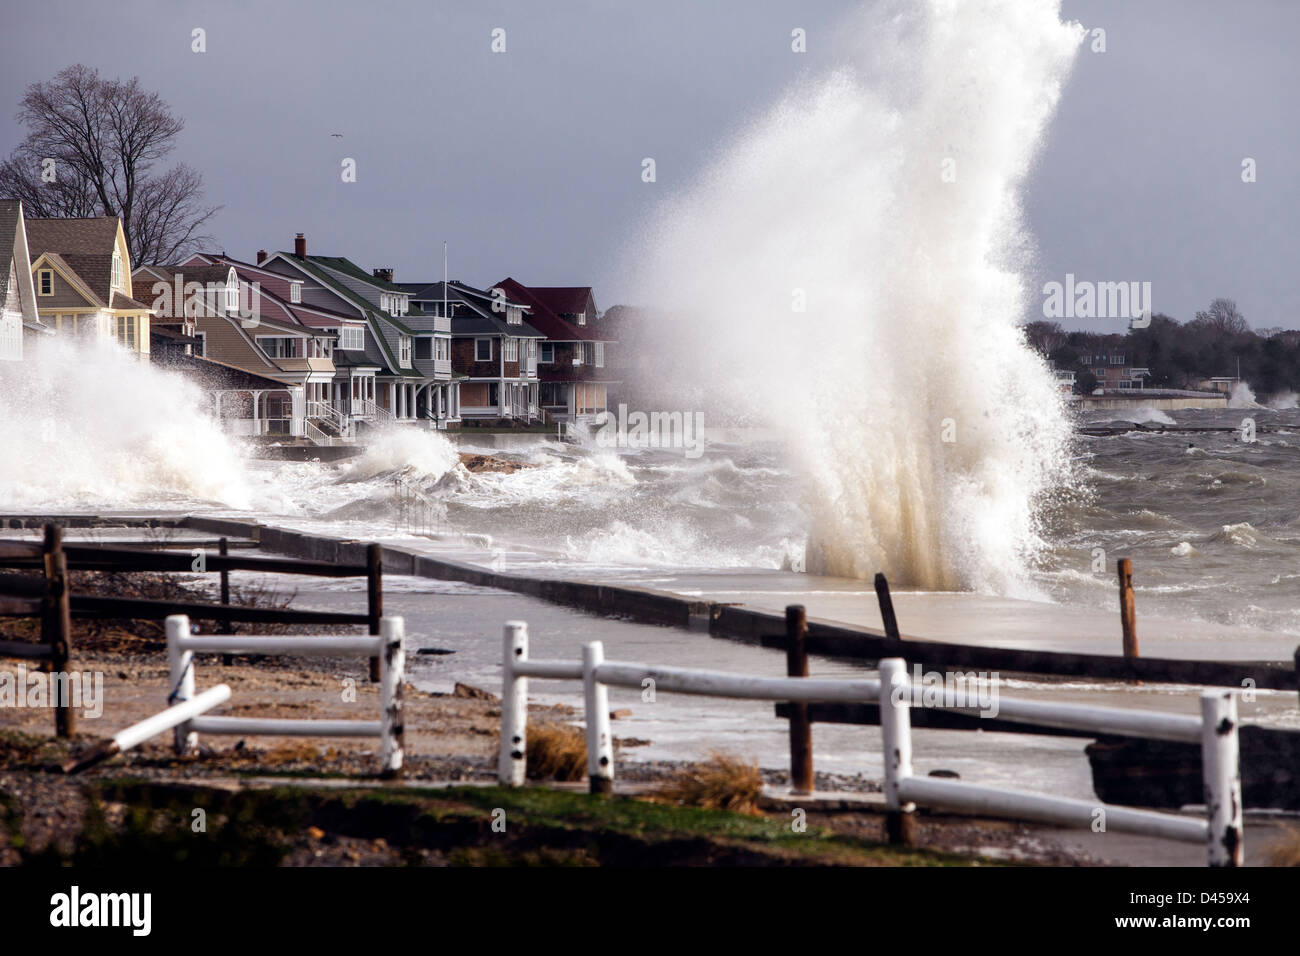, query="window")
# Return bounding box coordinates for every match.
[225,282,238,313]
[594,342,605,368]
[435,337,449,361]
[311,337,332,358]
[115,315,135,349]
[576,312,586,326]
[574,341,585,364]
[507,306,522,325]
[415,337,433,360]
[540,342,554,363]
[111,253,123,291]
[339,326,365,350]
[503,337,518,361]
[193,331,206,357]
[399,335,412,367]
[475,338,492,361]
[1111,354,1125,365]
[38,270,53,295]
[257,336,298,358]
[290,282,302,304]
